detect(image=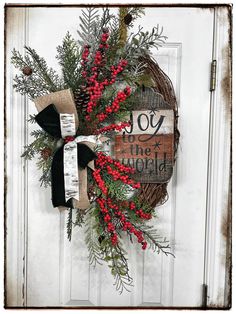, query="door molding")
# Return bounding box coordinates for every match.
[5,7,29,307]
[203,6,232,308]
